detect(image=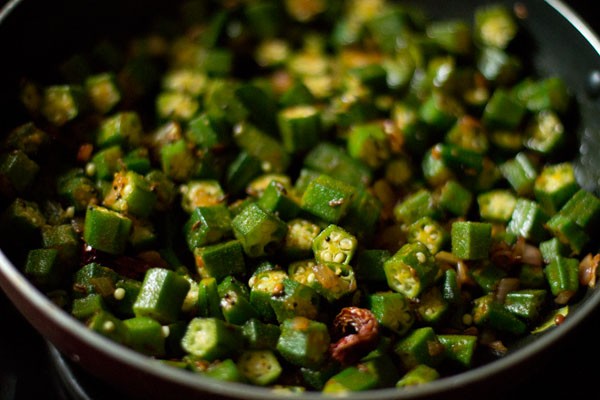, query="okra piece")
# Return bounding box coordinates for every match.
[499,152,538,196]
[471,294,526,335]
[181,317,243,361]
[186,113,230,150]
[384,242,438,299]
[3,122,49,156]
[96,111,143,149]
[257,180,300,221]
[300,174,356,224]
[231,202,288,258]
[539,237,569,264]
[504,289,547,321]
[159,139,198,183]
[394,327,444,370]
[83,205,132,255]
[270,277,321,323]
[474,4,517,49]
[545,214,590,255]
[340,187,382,241]
[322,366,379,393]
[277,105,321,154]
[72,262,118,299]
[507,199,549,243]
[241,318,281,350]
[470,263,507,294]
[289,260,357,303]
[512,77,570,114]
[524,110,565,155]
[451,221,492,260]
[218,276,260,325]
[354,249,390,283]
[544,256,579,299]
[437,334,477,369]
[72,294,106,321]
[477,47,521,85]
[24,248,63,289]
[0,150,39,195]
[193,240,245,282]
[0,198,45,245]
[367,291,414,335]
[85,72,121,114]
[282,218,321,260]
[225,151,263,196]
[393,189,439,226]
[346,123,390,170]
[184,204,232,251]
[438,180,473,217]
[236,350,282,386]
[197,277,223,319]
[482,89,526,130]
[249,268,288,322]
[111,278,142,318]
[123,147,151,174]
[407,216,449,255]
[90,145,124,181]
[103,170,157,218]
[534,163,579,215]
[442,268,461,305]
[87,310,129,345]
[419,92,463,132]
[312,224,357,265]
[56,169,98,212]
[232,121,290,173]
[396,364,440,388]
[156,90,200,122]
[303,142,372,187]
[133,268,191,324]
[41,223,79,269]
[41,85,85,126]
[180,180,225,214]
[477,189,517,223]
[416,286,449,325]
[123,316,166,357]
[276,316,330,369]
[202,359,246,383]
[554,189,600,233]
[145,170,177,211]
